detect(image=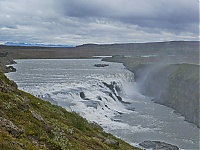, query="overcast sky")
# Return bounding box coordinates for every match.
[0,0,199,45]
